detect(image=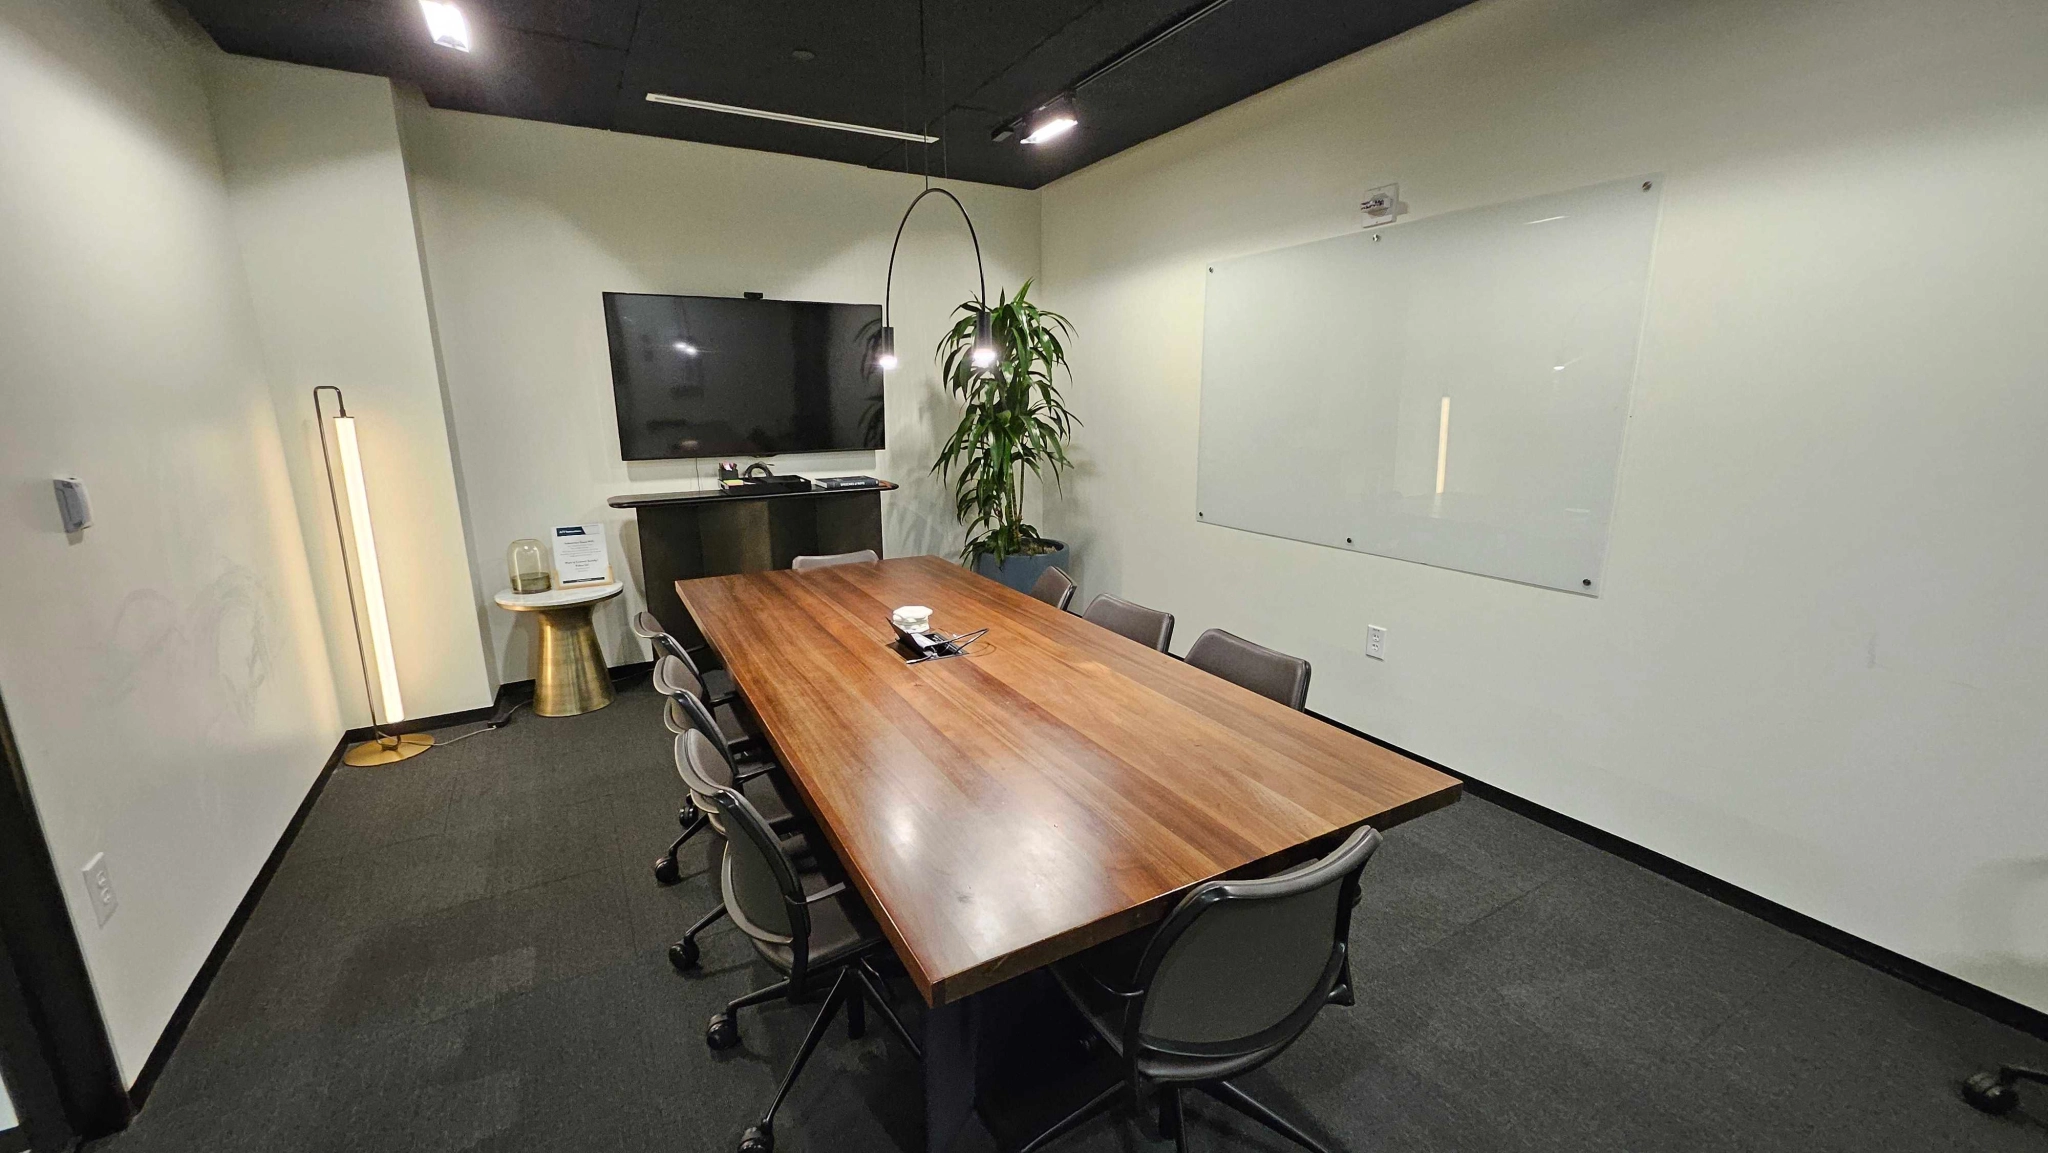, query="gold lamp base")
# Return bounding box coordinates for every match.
[343,732,435,767]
